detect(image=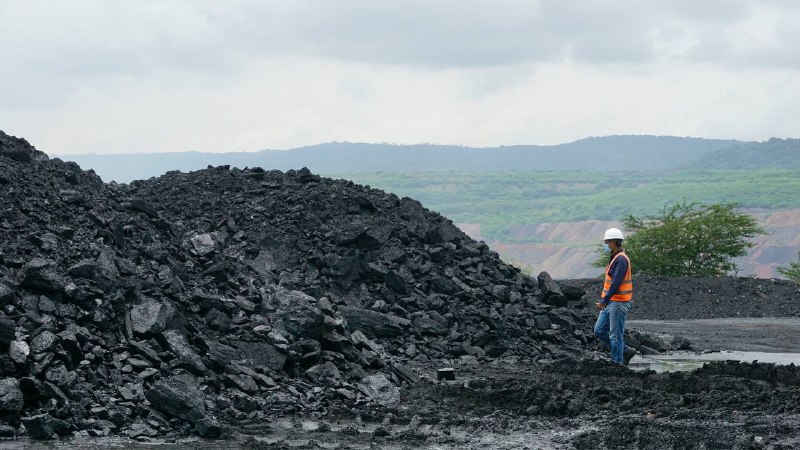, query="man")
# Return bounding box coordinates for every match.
[594,227,635,365]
